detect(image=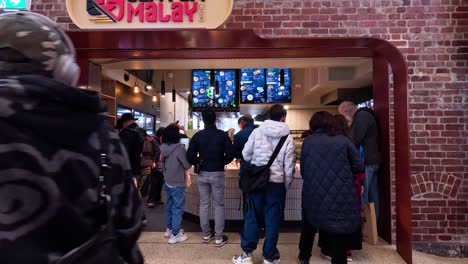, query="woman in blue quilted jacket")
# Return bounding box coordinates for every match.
[298,111,364,264]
